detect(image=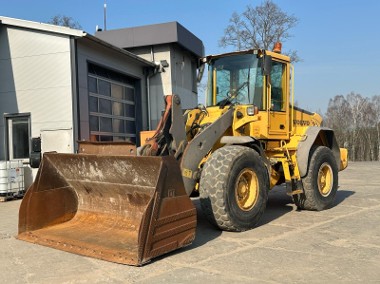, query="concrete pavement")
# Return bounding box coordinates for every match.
[1,162,379,283]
